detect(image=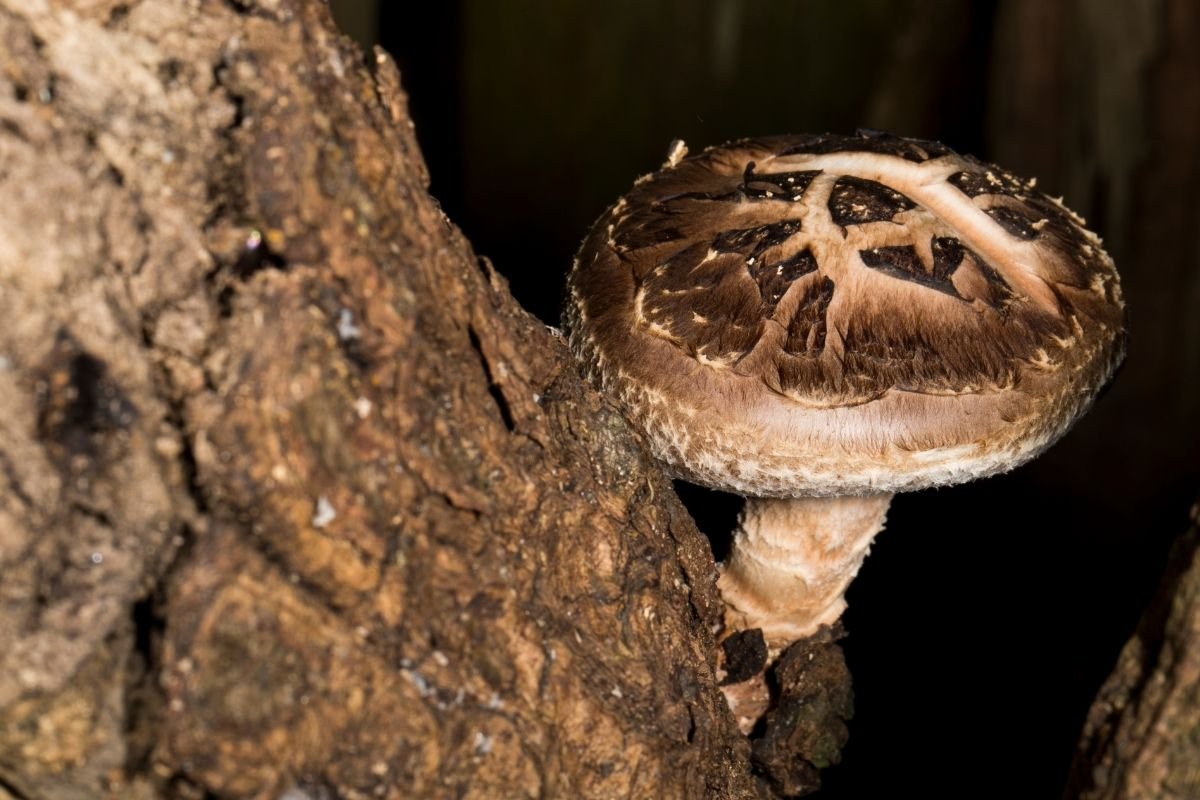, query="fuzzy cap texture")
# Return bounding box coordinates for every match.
[565,132,1126,497]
